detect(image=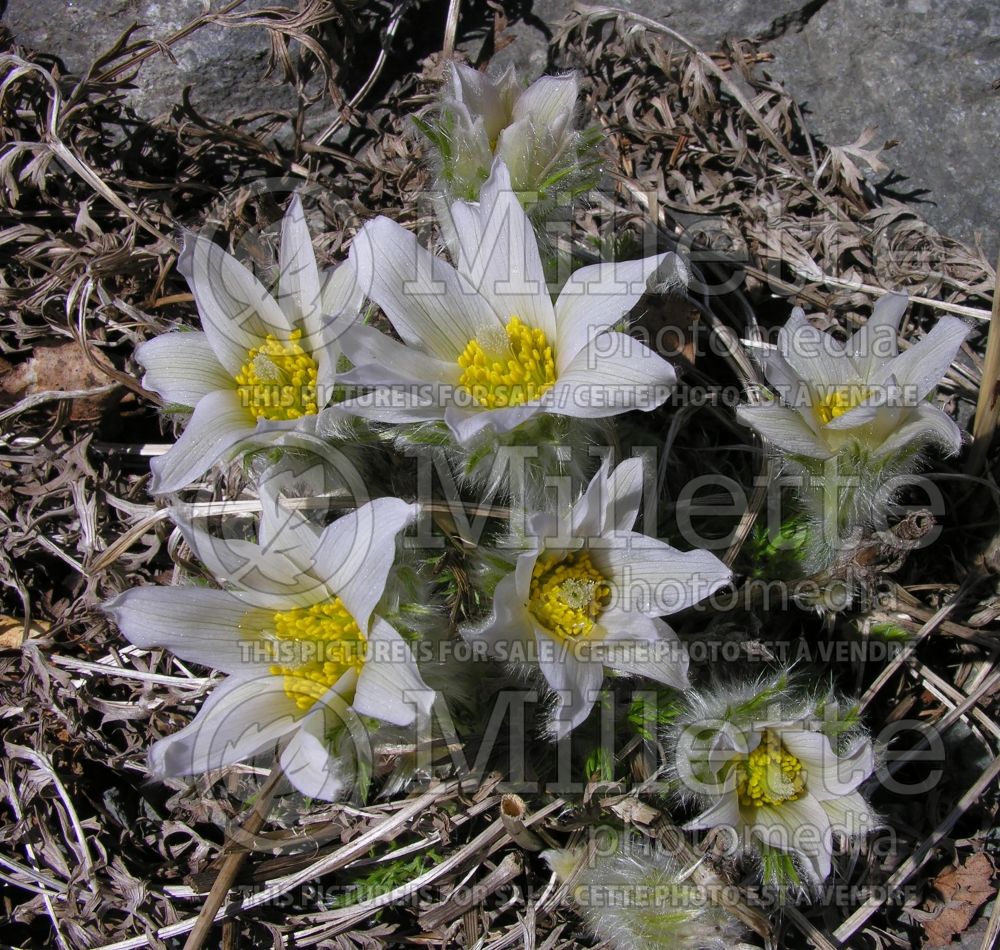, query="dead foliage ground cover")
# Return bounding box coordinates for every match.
[0,1,999,947]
